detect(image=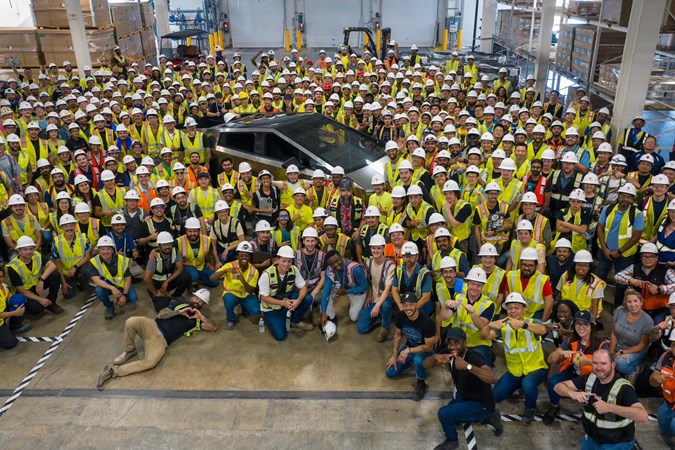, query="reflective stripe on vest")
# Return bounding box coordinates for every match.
[583,374,634,429]
[177,235,210,271]
[396,265,430,299]
[453,293,494,347]
[502,321,547,376]
[7,253,42,291]
[90,254,129,288]
[54,233,87,273]
[605,204,638,257]
[506,270,548,317]
[263,265,297,310]
[153,248,178,281]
